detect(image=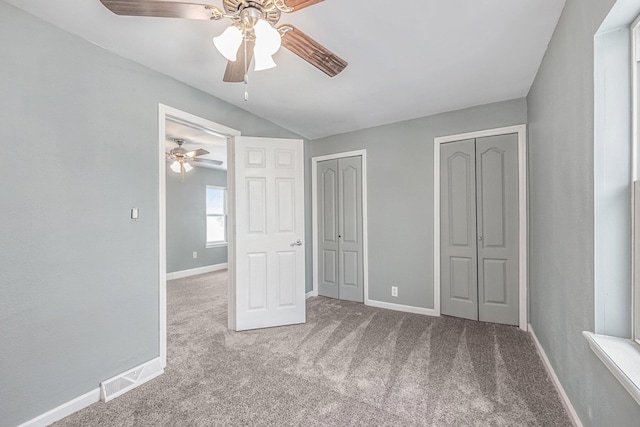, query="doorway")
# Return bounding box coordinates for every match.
[164,117,229,279]
[158,104,240,368]
[311,150,369,303]
[433,125,527,330]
